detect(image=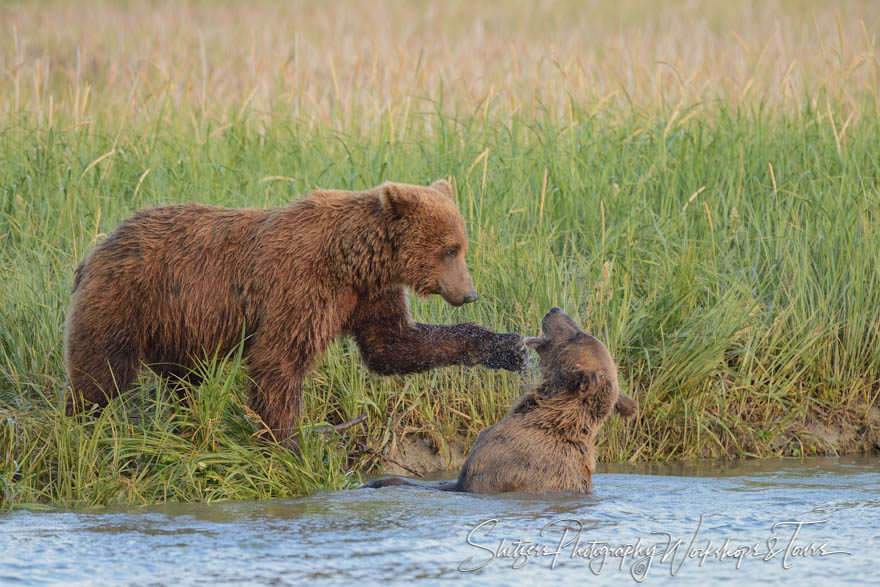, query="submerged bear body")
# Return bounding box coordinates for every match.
[366,308,638,493]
